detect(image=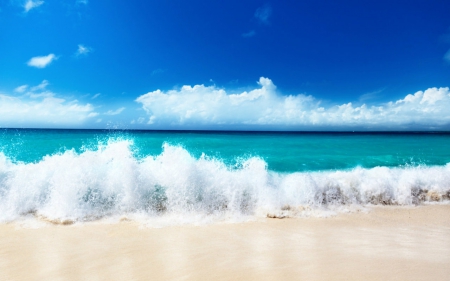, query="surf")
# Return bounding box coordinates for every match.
[0,139,449,225]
